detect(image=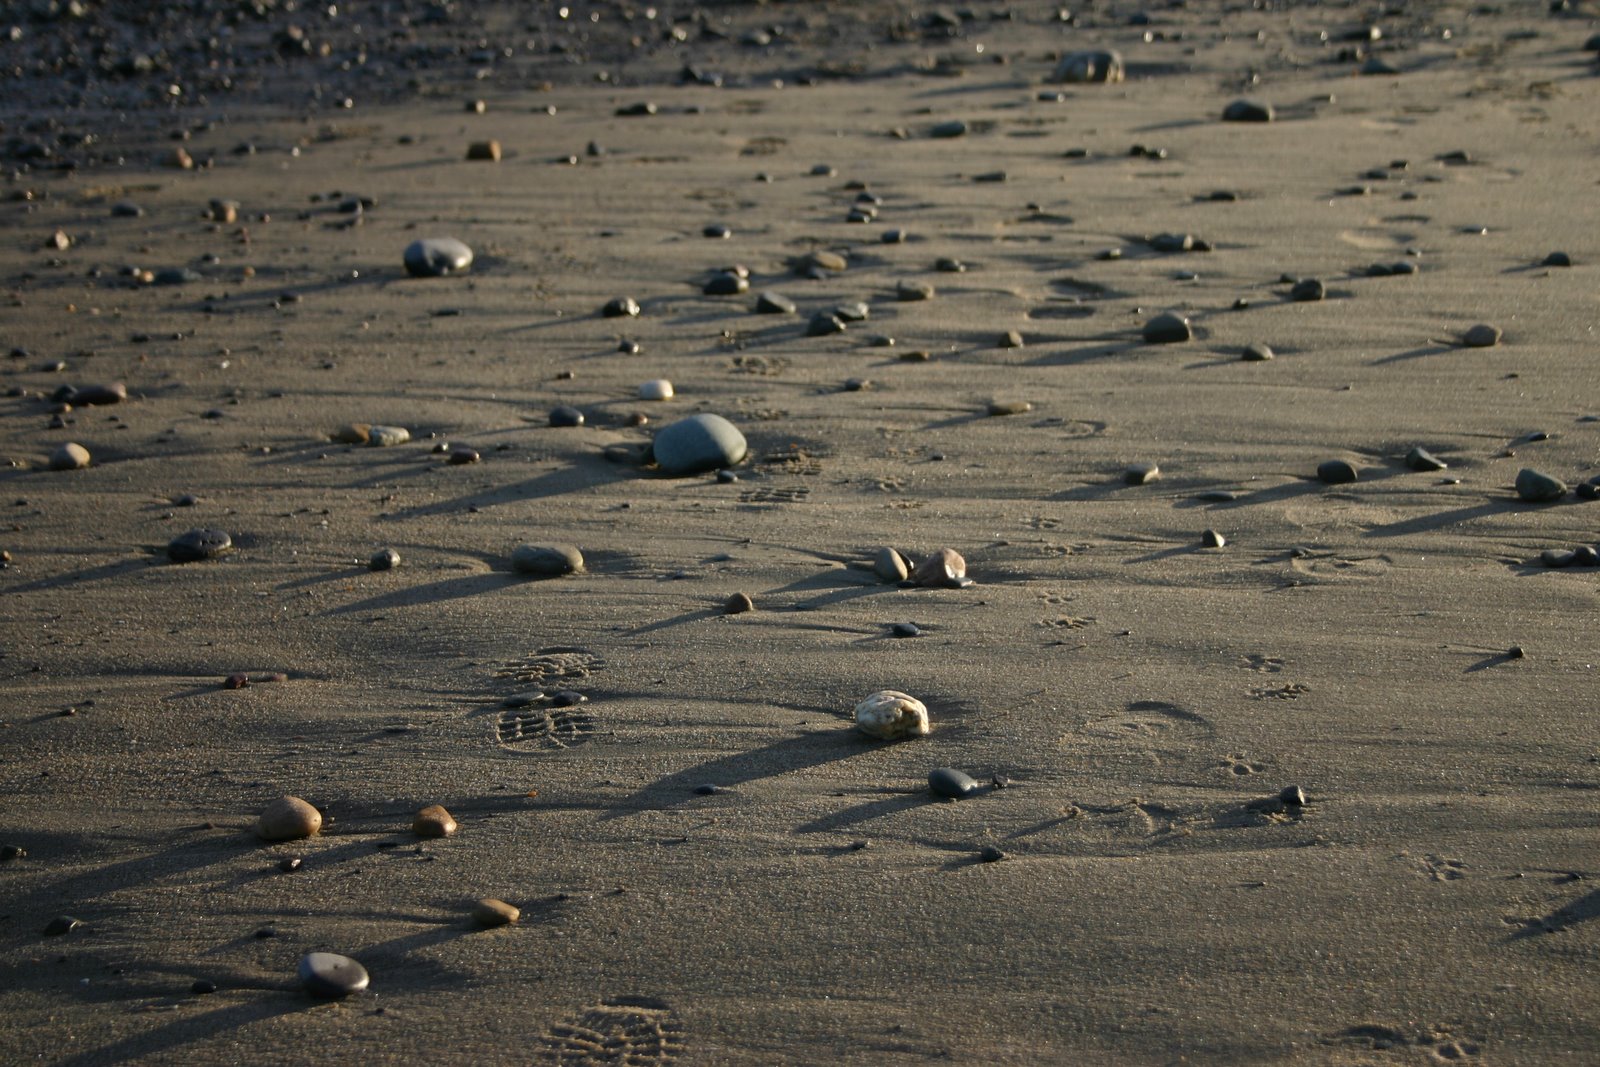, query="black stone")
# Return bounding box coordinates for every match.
[929,768,980,799]
[1317,460,1358,485]
[43,916,83,936]
[978,845,1005,863]
[755,291,796,314]
[1142,312,1191,344]
[1405,447,1448,471]
[601,297,640,318]
[191,980,218,995]
[890,622,922,638]
[1542,252,1572,267]
[167,528,232,563]
[807,312,846,336]
[1279,785,1307,807]
[549,405,585,428]
[1222,99,1274,122]
[1290,278,1325,302]
[703,271,748,296]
